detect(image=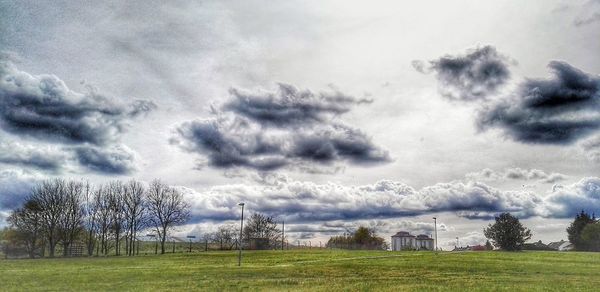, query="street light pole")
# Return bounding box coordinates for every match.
[433,217,438,251]
[238,203,245,267]
[282,220,285,251]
